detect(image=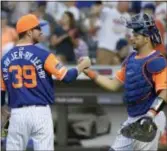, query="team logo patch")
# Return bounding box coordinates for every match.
[55,63,63,70]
